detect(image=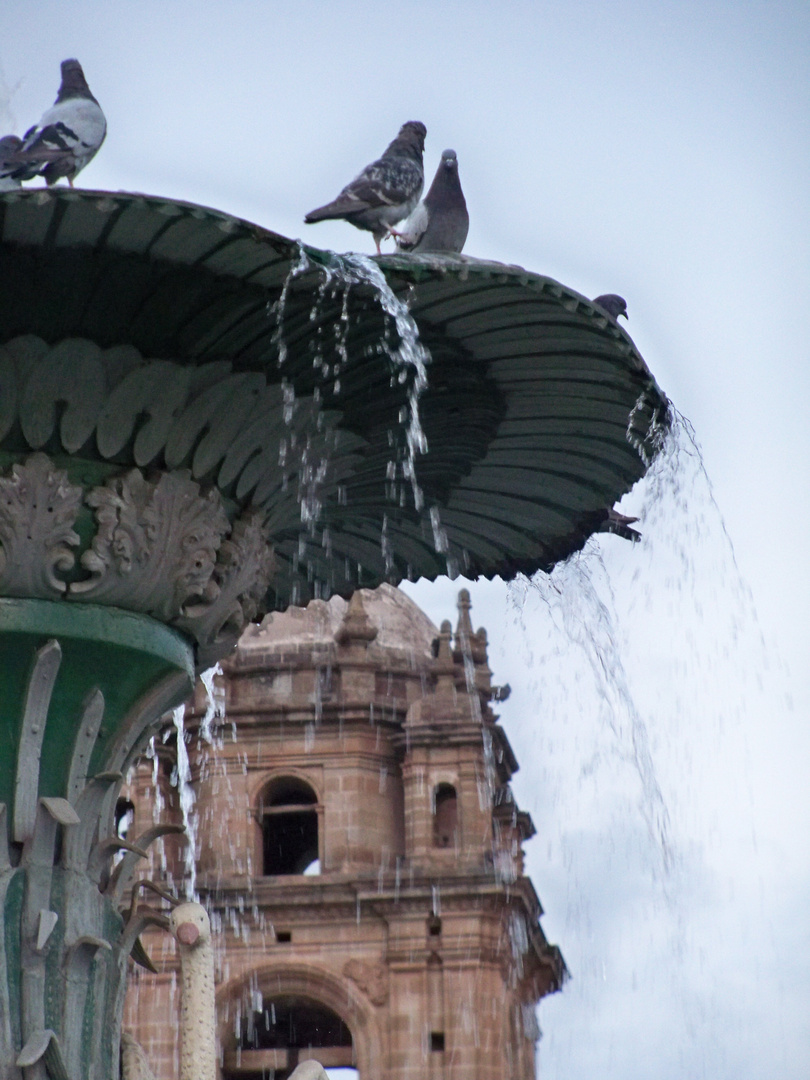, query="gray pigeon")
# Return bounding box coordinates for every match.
[0,136,23,191]
[6,59,106,187]
[593,294,628,320]
[598,507,640,542]
[305,121,426,253]
[394,148,469,254]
